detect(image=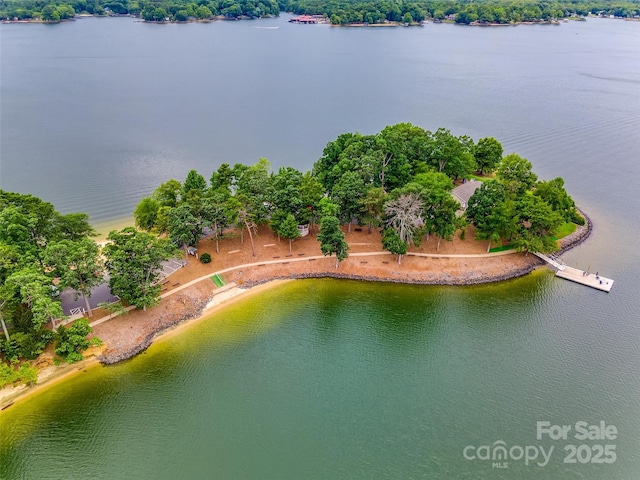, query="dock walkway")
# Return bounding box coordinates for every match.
[533,252,566,271]
[533,252,613,292]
